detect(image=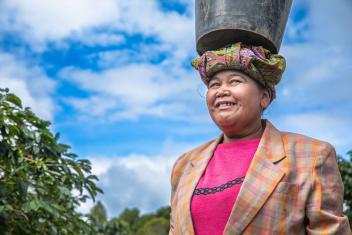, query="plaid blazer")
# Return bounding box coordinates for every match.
[169,120,351,235]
